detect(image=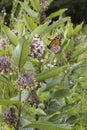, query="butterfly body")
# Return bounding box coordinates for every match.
[47,35,62,54]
